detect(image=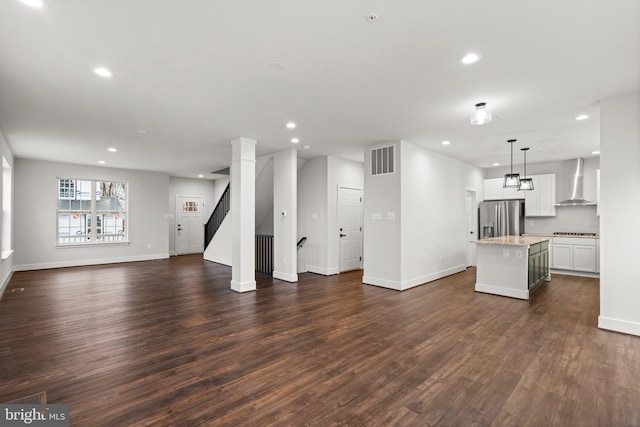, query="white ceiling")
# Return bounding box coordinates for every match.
[1,1,638,178]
